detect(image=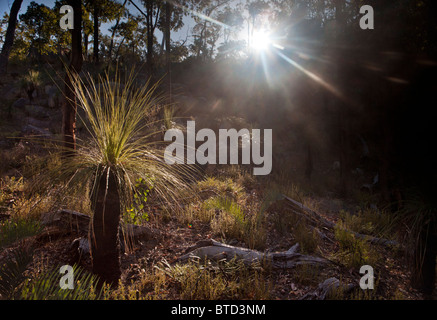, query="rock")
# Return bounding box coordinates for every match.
[41,210,91,235]
[121,223,157,241]
[24,105,50,119]
[12,98,30,110]
[21,124,53,138]
[4,86,21,100]
[70,237,91,265]
[26,117,50,128]
[37,98,48,107]
[46,85,60,108]
[45,85,54,95]
[48,95,57,108]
